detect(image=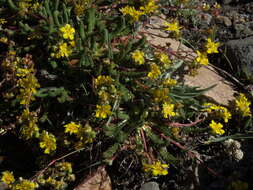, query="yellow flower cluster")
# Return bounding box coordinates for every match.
[19,108,39,139]
[235,93,251,117]
[94,75,116,119]
[162,102,176,118]
[13,179,38,190]
[1,171,15,186]
[131,50,145,65]
[143,161,169,176]
[194,38,220,68]
[57,162,73,173]
[120,6,143,22]
[140,0,158,14]
[14,57,40,106]
[209,120,225,135]
[95,75,114,87]
[203,103,231,123]
[163,78,177,86]
[95,104,112,119]
[147,64,161,79]
[39,131,57,154]
[164,20,182,37]
[17,72,40,105]
[64,122,80,135]
[51,24,76,59]
[120,0,158,22]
